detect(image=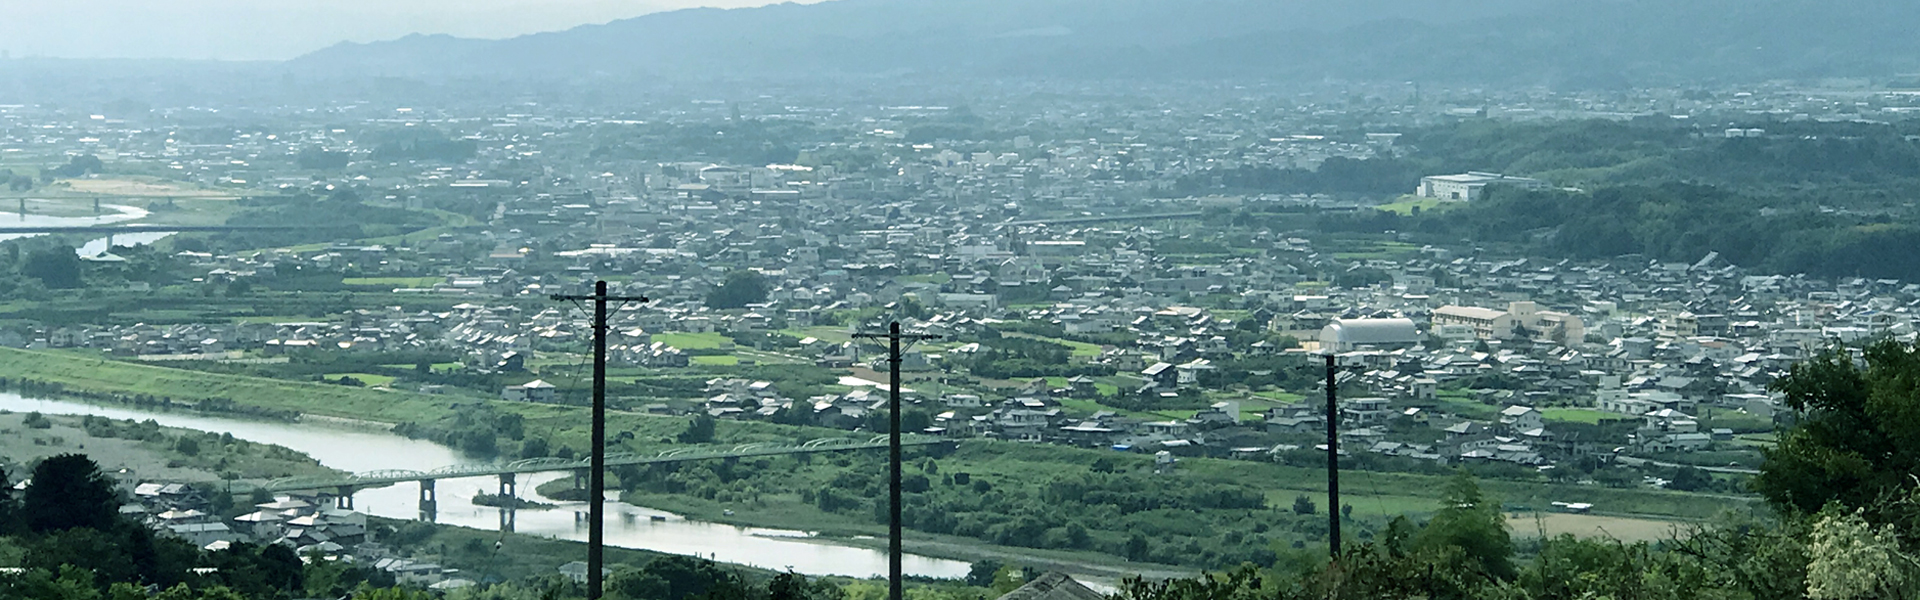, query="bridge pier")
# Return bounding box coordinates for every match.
[500,508,516,532]
[418,480,437,522]
[335,486,355,510]
[573,469,588,490]
[498,473,517,498]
